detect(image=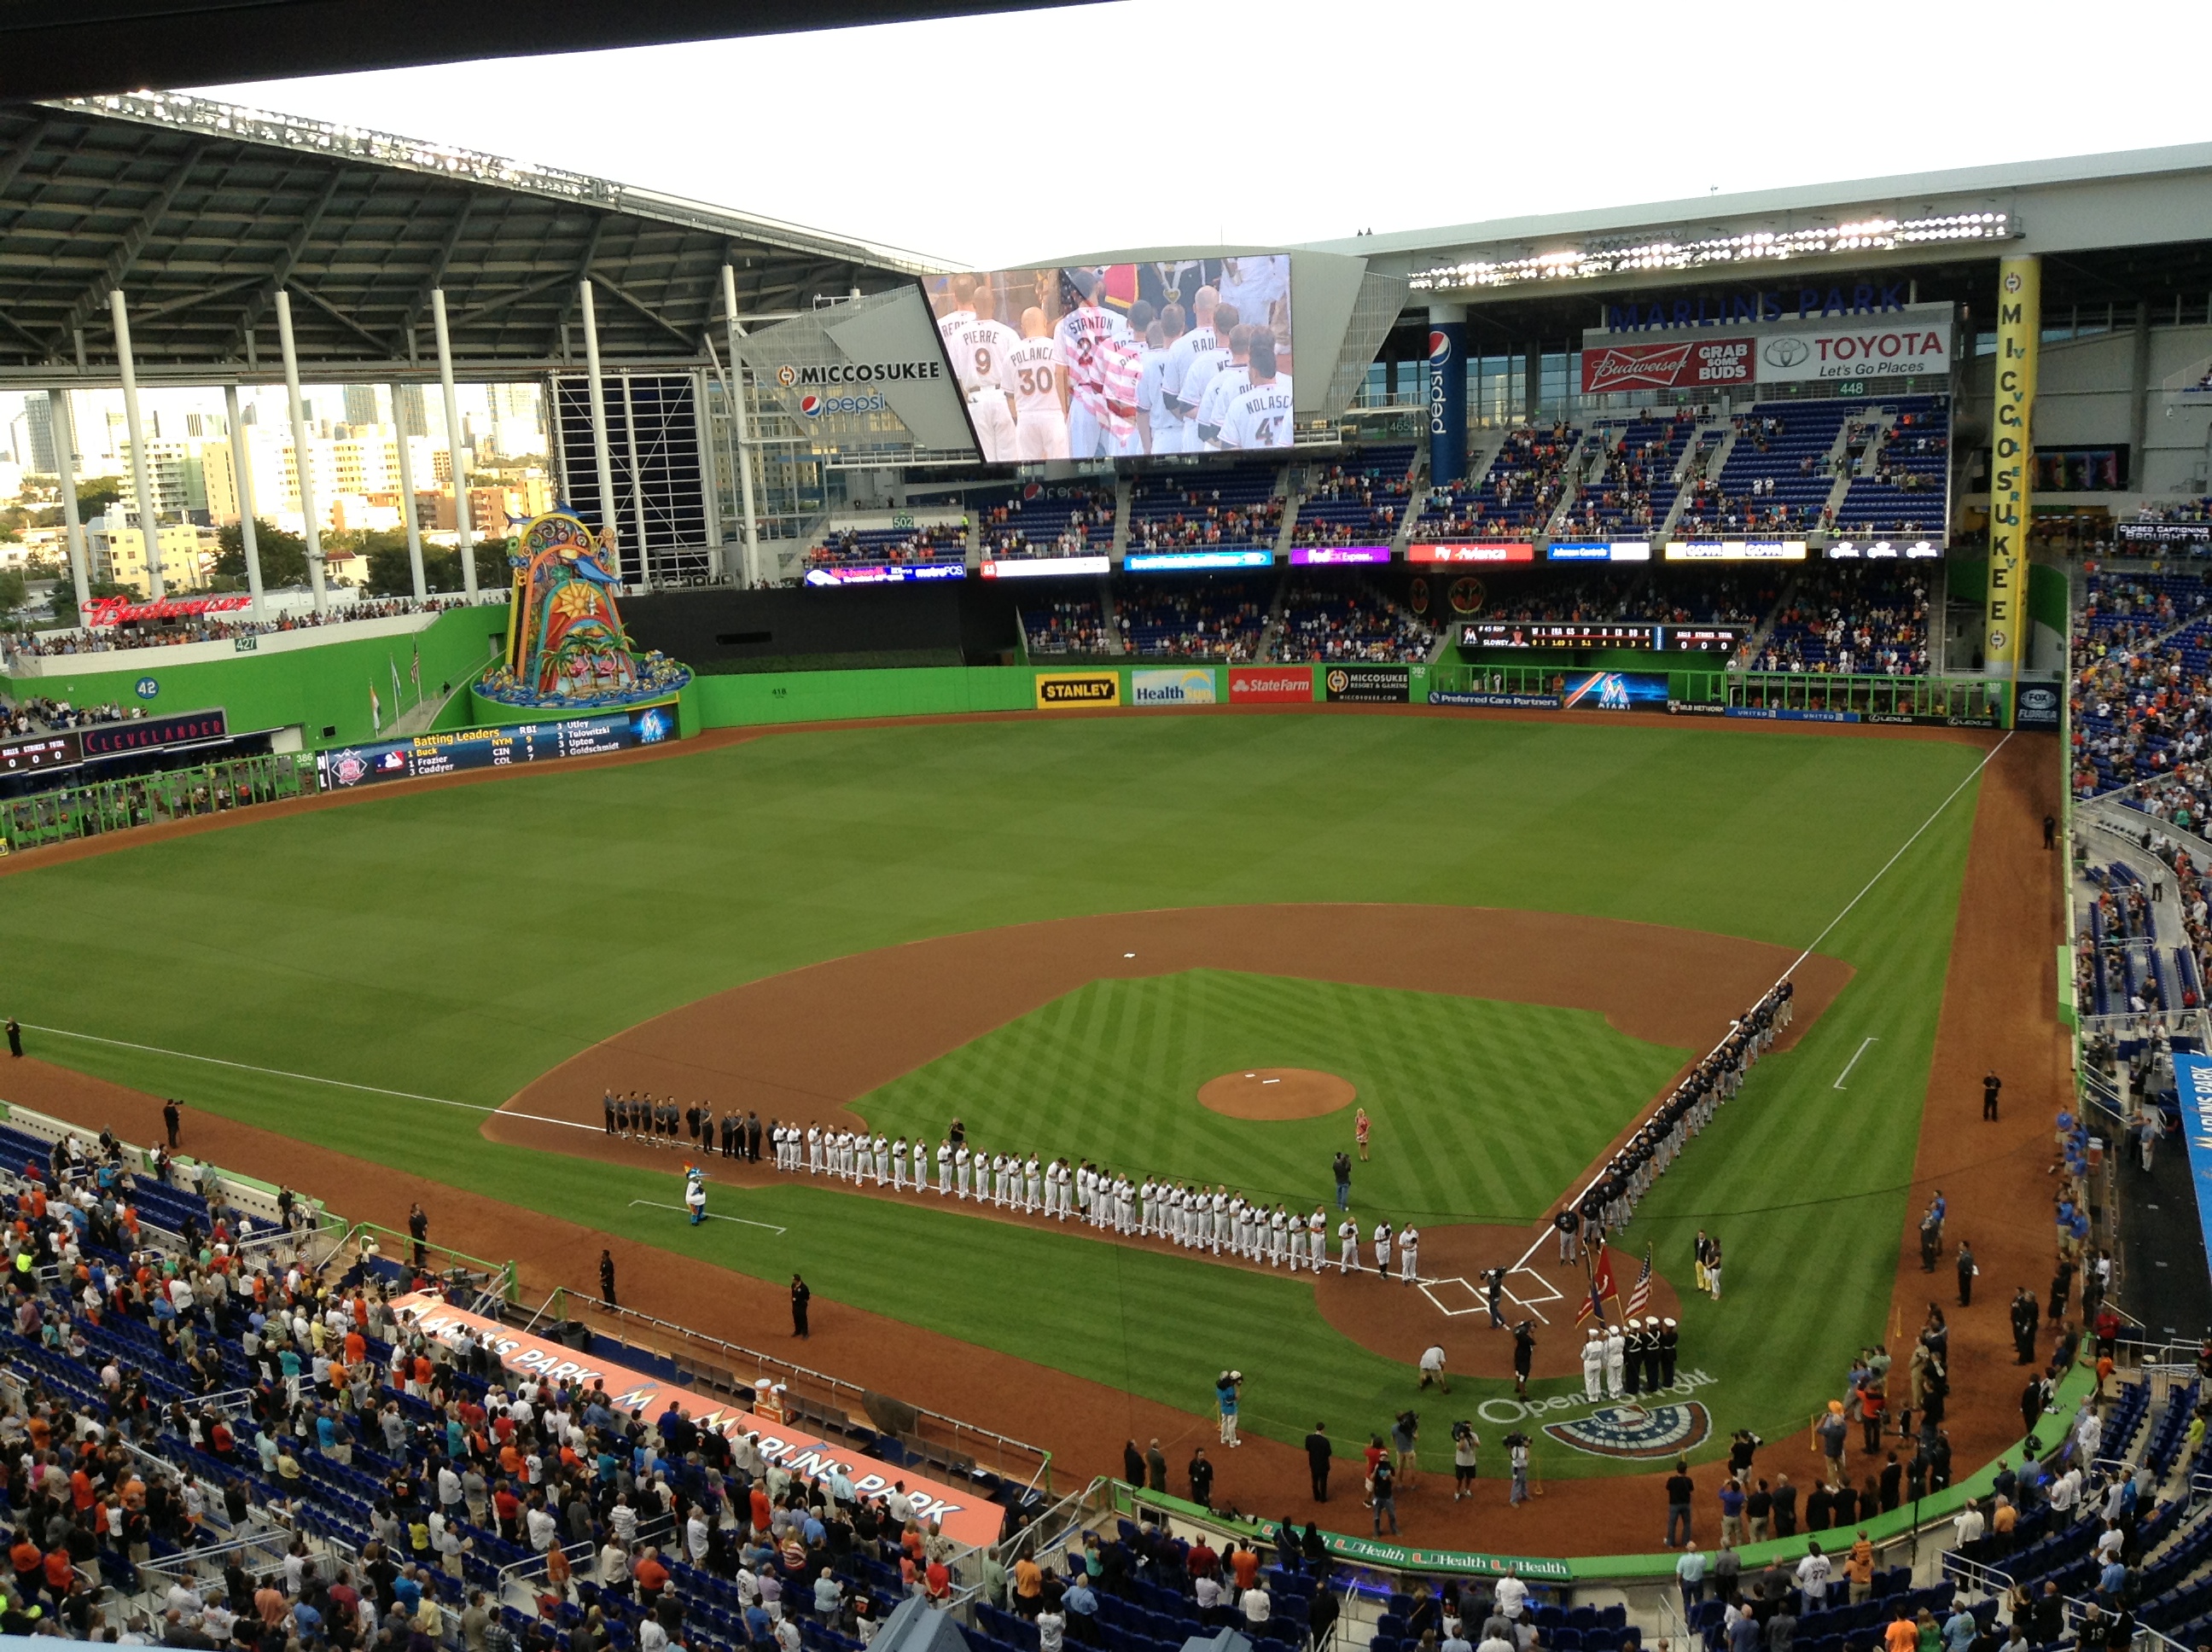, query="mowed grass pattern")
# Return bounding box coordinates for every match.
[0,714,1991,1475]
[857,969,1685,1224]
